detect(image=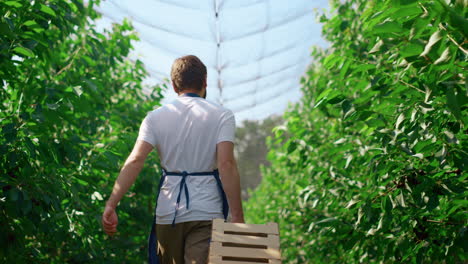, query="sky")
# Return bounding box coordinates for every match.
[94,0,330,122]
